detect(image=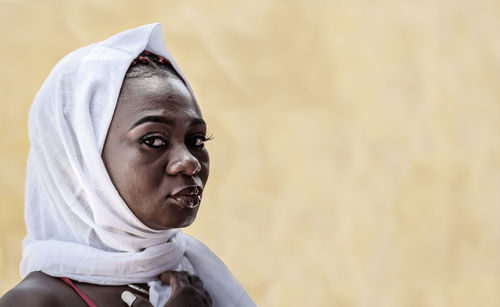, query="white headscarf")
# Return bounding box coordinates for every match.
[20,23,255,307]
